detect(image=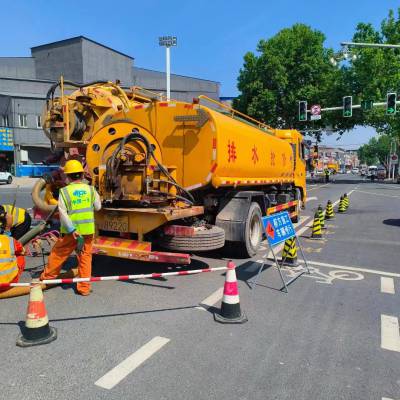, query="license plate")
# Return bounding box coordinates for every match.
[97,214,129,232]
